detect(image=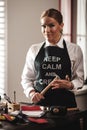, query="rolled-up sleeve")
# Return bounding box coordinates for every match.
[70,45,84,90]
